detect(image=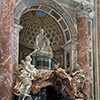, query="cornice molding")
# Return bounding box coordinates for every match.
[75,2,94,19]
